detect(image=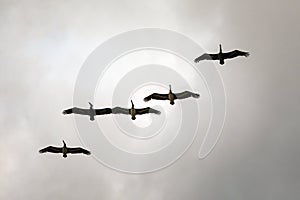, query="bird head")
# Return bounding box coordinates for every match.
[62,140,66,147]
[131,100,134,108]
[169,84,172,93]
[88,102,93,109]
[219,44,222,52]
